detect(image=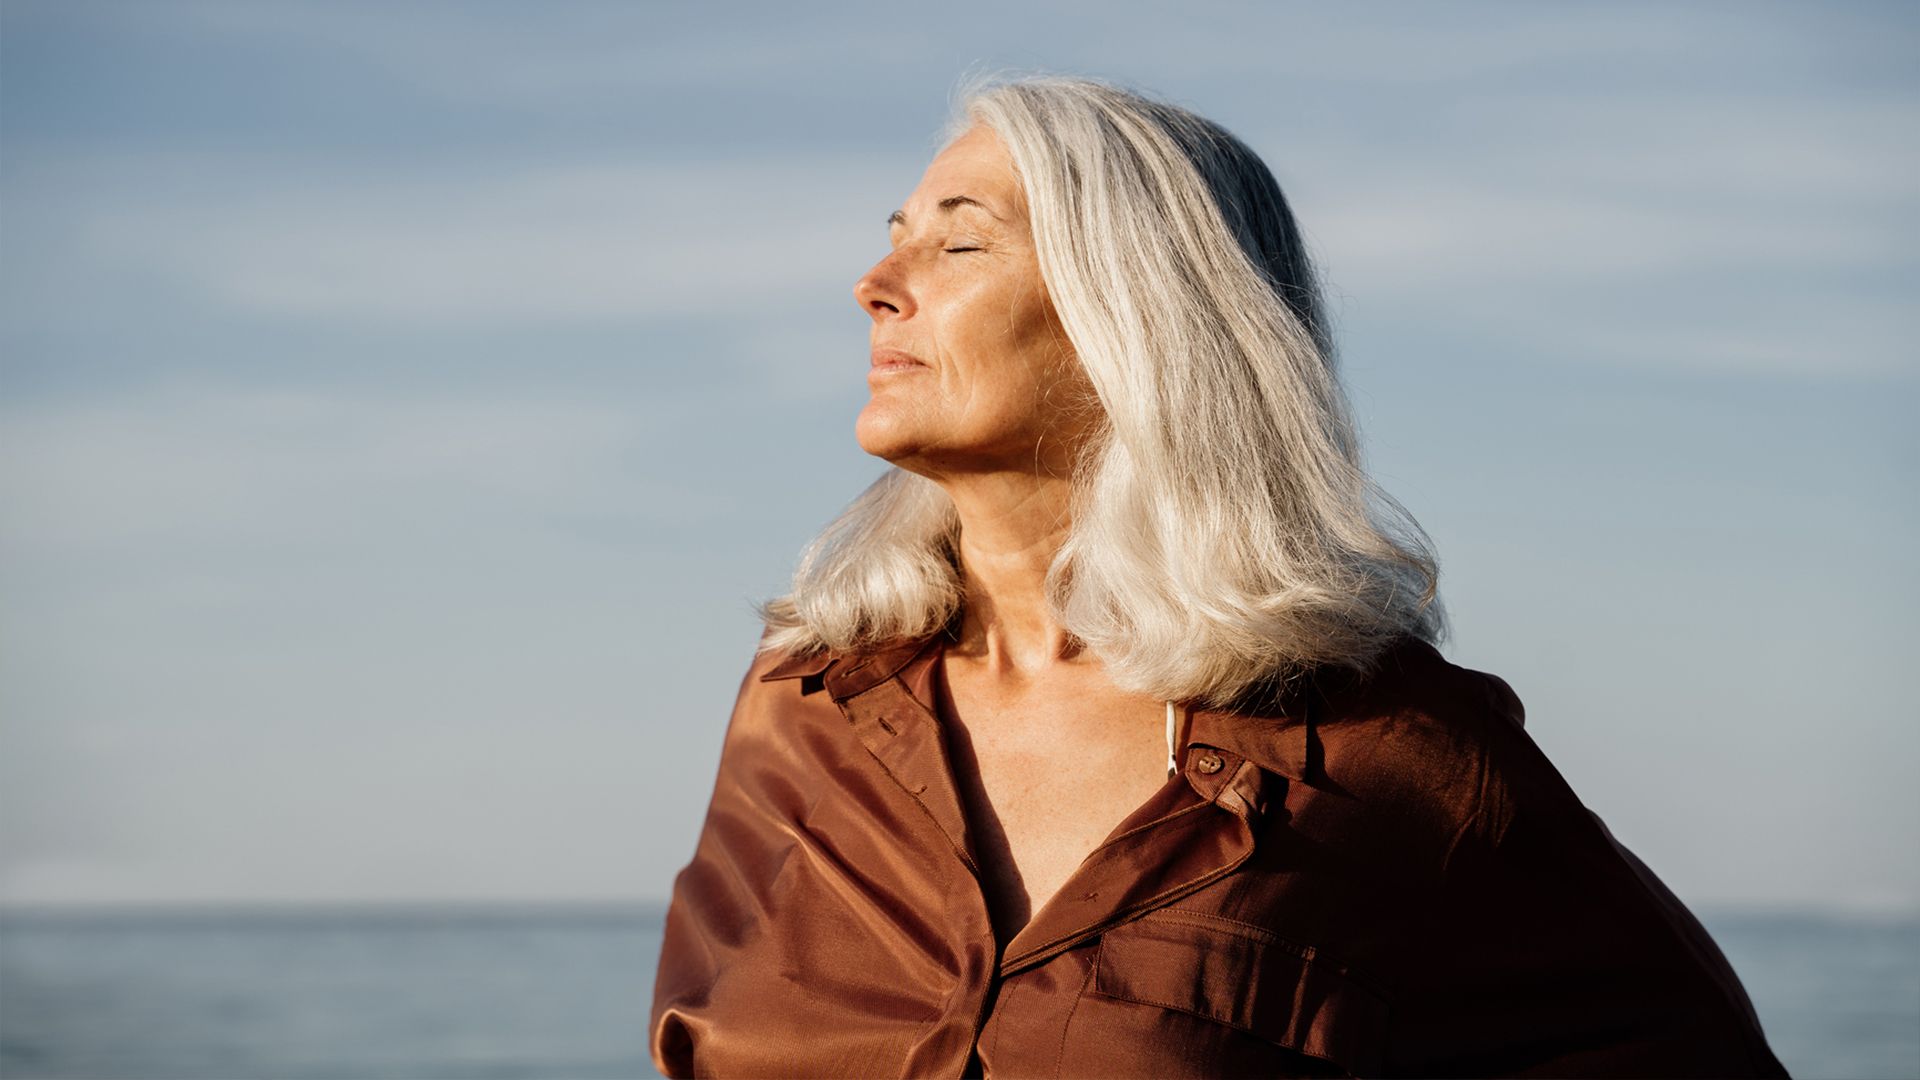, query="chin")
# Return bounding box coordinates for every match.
[854,406,922,463]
